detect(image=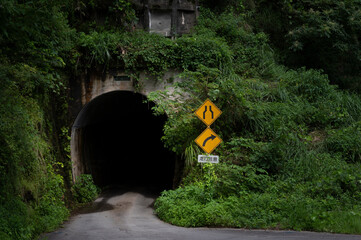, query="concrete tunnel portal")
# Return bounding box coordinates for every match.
[71,91,176,191]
